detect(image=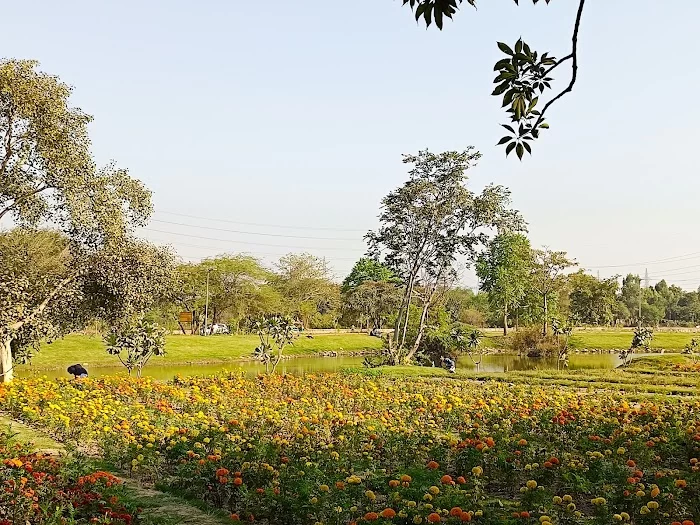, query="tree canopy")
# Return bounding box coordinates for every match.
[476,232,532,335]
[0,60,174,382]
[341,257,398,293]
[367,149,524,363]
